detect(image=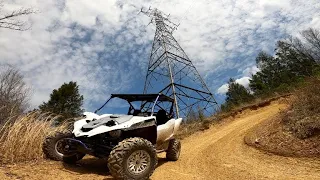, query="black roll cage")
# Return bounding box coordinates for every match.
[94,93,174,117]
